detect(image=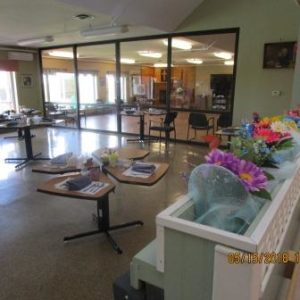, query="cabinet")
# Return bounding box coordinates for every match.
[211,74,233,111]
